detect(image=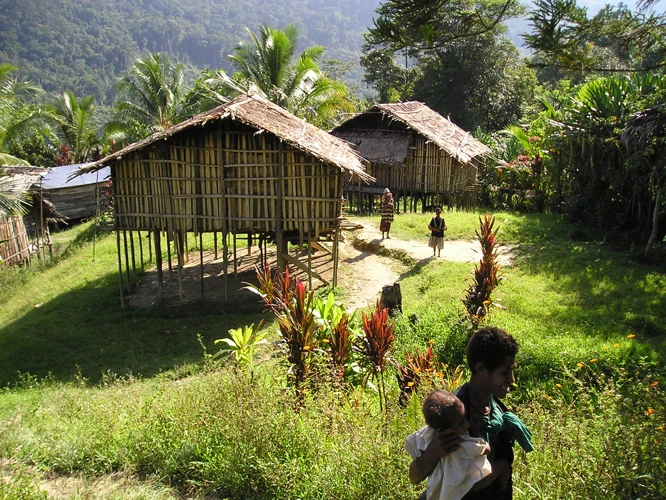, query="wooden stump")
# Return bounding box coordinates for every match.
[380,282,402,315]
